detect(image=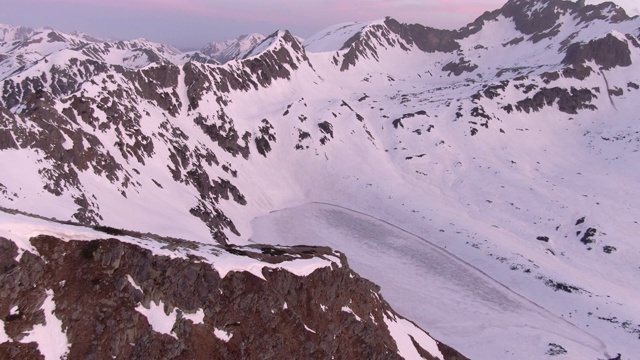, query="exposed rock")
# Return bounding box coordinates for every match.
[562,34,632,71]
[502,37,525,47]
[515,87,597,114]
[241,31,310,88]
[318,121,334,138]
[116,64,182,117]
[580,227,598,245]
[500,0,569,37]
[442,58,478,76]
[194,113,251,159]
[384,18,460,53]
[255,119,276,157]
[0,224,466,360]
